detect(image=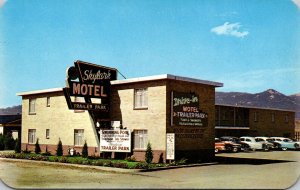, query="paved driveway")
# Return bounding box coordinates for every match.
[0,151,299,189]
